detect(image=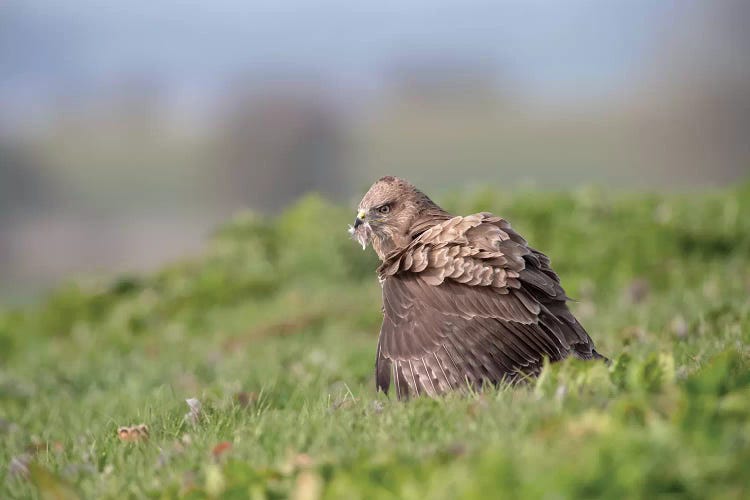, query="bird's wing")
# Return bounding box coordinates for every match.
[375,213,599,399]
